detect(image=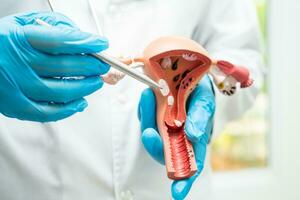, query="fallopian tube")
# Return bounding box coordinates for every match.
[102,36,253,180]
